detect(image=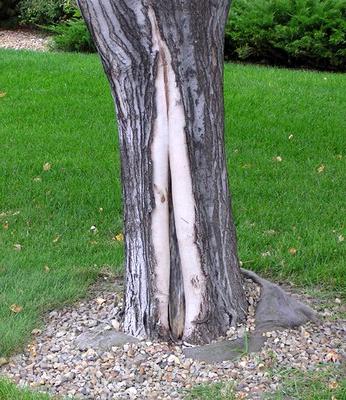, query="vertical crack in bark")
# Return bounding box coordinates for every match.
[149,7,206,340]
[78,0,247,344]
[150,9,170,334]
